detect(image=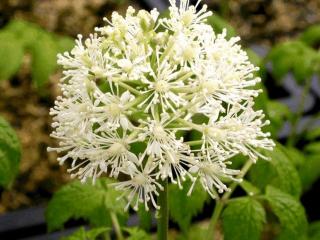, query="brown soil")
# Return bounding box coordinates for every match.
[205,0,320,45]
